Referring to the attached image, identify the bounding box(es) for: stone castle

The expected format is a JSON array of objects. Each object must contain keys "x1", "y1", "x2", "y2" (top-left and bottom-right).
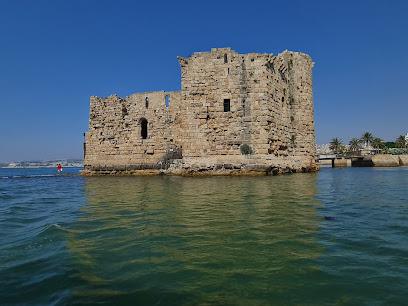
[{"x1": 83, "y1": 48, "x2": 317, "y2": 175}]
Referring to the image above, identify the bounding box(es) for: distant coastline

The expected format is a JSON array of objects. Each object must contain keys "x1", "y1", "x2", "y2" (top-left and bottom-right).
[{"x1": 0, "y1": 159, "x2": 83, "y2": 169}]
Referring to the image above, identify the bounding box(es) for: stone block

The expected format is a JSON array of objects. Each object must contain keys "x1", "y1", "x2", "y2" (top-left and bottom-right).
[
  {"x1": 372, "y1": 154, "x2": 400, "y2": 167},
  {"x1": 398, "y1": 155, "x2": 408, "y2": 166}
]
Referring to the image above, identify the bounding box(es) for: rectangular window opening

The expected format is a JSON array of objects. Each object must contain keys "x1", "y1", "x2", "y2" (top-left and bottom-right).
[
  {"x1": 165, "y1": 95, "x2": 170, "y2": 109},
  {"x1": 223, "y1": 99, "x2": 231, "y2": 112}
]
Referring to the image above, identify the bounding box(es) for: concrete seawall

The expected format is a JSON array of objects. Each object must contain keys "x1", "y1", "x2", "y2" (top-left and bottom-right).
[
  {"x1": 319, "y1": 154, "x2": 408, "y2": 168},
  {"x1": 399, "y1": 155, "x2": 408, "y2": 166},
  {"x1": 371, "y1": 154, "x2": 400, "y2": 167},
  {"x1": 333, "y1": 158, "x2": 351, "y2": 167}
]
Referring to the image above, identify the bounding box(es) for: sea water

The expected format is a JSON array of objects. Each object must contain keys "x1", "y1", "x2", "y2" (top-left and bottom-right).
[{"x1": 0, "y1": 167, "x2": 407, "y2": 305}]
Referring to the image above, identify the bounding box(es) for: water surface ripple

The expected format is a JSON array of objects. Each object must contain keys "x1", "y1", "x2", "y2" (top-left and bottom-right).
[{"x1": 0, "y1": 167, "x2": 407, "y2": 305}]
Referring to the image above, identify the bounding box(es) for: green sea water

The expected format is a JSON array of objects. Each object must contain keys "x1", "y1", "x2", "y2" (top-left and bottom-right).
[{"x1": 0, "y1": 167, "x2": 407, "y2": 305}]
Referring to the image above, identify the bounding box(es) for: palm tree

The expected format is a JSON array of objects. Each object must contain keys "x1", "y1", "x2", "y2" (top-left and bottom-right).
[
  {"x1": 371, "y1": 137, "x2": 385, "y2": 153},
  {"x1": 371, "y1": 137, "x2": 383, "y2": 148},
  {"x1": 395, "y1": 135, "x2": 407, "y2": 148},
  {"x1": 361, "y1": 132, "x2": 374, "y2": 148},
  {"x1": 349, "y1": 138, "x2": 362, "y2": 154},
  {"x1": 330, "y1": 138, "x2": 344, "y2": 155}
]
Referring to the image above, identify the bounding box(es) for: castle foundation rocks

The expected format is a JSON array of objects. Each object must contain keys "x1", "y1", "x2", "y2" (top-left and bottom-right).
[{"x1": 83, "y1": 48, "x2": 318, "y2": 176}]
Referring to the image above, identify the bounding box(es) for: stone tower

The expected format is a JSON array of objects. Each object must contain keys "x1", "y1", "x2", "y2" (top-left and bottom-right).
[{"x1": 83, "y1": 48, "x2": 317, "y2": 175}]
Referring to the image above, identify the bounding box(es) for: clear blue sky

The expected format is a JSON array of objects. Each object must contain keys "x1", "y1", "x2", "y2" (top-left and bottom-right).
[{"x1": 1, "y1": 0, "x2": 407, "y2": 162}]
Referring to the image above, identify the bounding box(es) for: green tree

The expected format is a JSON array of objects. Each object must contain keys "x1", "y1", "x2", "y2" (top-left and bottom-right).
[
  {"x1": 372, "y1": 137, "x2": 385, "y2": 150},
  {"x1": 361, "y1": 132, "x2": 374, "y2": 147},
  {"x1": 330, "y1": 138, "x2": 344, "y2": 155},
  {"x1": 395, "y1": 135, "x2": 407, "y2": 148},
  {"x1": 348, "y1": 138, "x2": 362, "y2": 153},
  {"x1": 385, "y1": 142, "x2": 396, "y2": 149}
]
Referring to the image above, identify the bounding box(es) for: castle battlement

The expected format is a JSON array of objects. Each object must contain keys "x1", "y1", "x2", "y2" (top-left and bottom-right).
[{"x1": 83, "y1": 48, "x2": 317, "y2": 175}]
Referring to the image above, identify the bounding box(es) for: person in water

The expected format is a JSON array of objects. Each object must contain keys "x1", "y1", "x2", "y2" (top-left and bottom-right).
[{"x1": 57, "y1": 163, "x2": 63, "y2": 173}]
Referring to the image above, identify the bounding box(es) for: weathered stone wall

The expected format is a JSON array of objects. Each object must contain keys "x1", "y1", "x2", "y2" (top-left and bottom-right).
[
  {"x1": 83, "y1": 48, "x2": 317, "y2": 175},
  {"x1": 84, "y1": 91, "x2": 182, "y2": 171},
  {"x1": 177, "y1": 48, "x2": 316, "y2": 172}
]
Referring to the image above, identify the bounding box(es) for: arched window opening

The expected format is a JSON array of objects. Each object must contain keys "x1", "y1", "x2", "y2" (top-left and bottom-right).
[
  {"x1": 224, "y1": 54, "x2": 228, "y2": 63},
  {"x1": 140, "y1": 118, "x2": 148, "y2": 139},
  {"x1": 145, "y1": 97, "x2": 149, "y2": 108}
]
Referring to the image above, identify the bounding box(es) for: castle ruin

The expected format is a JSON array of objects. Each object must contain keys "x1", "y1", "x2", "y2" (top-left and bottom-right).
[{"x1": 83, "y1": 48, "x2": 317, "y2": 175}]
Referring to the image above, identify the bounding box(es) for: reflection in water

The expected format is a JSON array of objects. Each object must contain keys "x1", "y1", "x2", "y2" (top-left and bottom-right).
[
  {"x1": 2, "y1": 168, "x2": 407, "y2": 305},
  {"x1": 67, "y1": 174, "x2": 321, "y2": 305}
]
